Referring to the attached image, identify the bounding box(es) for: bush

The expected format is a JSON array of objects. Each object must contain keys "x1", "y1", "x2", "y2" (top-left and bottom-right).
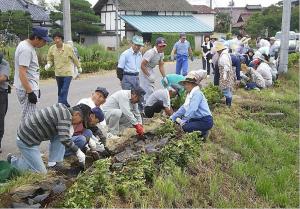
[
  {"x1": 202, "y1": 84, "x2": 223, "y2": 105},
  {"x1": 288, "y1": 53, "x2": 300, "y2": 69}
]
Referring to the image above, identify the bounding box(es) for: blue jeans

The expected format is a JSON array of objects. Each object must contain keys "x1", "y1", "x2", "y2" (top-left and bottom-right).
[
  {"x1": 11, "y1": 136, "x2": 65, "y2": 173},
  {"x1": 176, "y1": 55, "x2": 189, "y2": 76},
  {"x1": 56, "y1": 76, "x2": 72, "y2": 107},
  {"x1": 222, "y1": 88, "x2": 232, "y2": 107},
  {"x1": 182, "y1": 116, "x2": 213, "y2": 135},
  {"x1": 64, "y1": 129, "x2": 93, "y2": 157}
]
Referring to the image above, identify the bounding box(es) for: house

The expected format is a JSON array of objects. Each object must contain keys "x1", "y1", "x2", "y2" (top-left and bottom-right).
[
  {"x1": 0, "y1": 0, "x2": 50, "y2": 26},
  {"x1": 91, "y1": 0, "x2": 213, "y2": 49}
]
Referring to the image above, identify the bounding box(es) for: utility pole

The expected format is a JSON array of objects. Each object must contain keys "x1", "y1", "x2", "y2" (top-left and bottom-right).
[
  {"x1": 114, "y1": 0, "x2": 119, "y2": 50},
  {"x1": 278, "y1": 0, "x2": 291, "y2": 74},
  {"x1": 209, "y1": 0, "x2": 212, "y2": 9},
  {"x1": 229, "y1": 0, "x2": 234, "y2": 34},
  {"x1": 63, "y1": 0, "x2": 72, "y2": 43}
]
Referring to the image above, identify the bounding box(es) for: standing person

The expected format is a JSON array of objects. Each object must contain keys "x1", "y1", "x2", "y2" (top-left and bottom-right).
[
  {"x1": 216, "y1": 42, "x2": 235, "y2": 107},
  {"x1": 117, "y1": 35, "x2": 144, "y2": 90},
  {"x1": 14, "y1": 26, "x2": 51, "y2": 124},
  {"x1": 140, "y1": 37, "x2": 168, "y2": 102},
  {"x1": 0, "y1": 53, "x2": 10, "y2": 153},
  {"x1": 45, "y1": 32, "x2": 82, "y2": 107},
  {"x1": 170, "y1": 33, "x2": 193, "y2": 76},
  {"x1": 201, "y1": 35, "x2": 213, "y2": 77}
]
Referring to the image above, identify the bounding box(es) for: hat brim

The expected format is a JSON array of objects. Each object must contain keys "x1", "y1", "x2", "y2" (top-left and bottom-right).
[
  {"x1": 42, "y1": 36, "x2": 52, "y2": 42},
  {"x1": 179, "y1": 80, "x2": 198, "y2": 85},
  {"x1": 133, "y1": 41, "x2": 144, "y2": 46}
]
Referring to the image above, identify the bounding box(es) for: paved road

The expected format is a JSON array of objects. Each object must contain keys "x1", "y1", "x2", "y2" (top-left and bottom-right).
[{"x1": 0, "y1": 59, "x2": 204, "y2": 159}]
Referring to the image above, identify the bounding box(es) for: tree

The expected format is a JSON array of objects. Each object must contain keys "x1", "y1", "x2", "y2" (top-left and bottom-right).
[
  {"x1": 50, "y1": 0, "x2": 101, "y2": 41},
  {"x1": 0, "y1": 11, "x2": 32, "y2": 39},
  {"x1": 215, "y1": 12, "x2": 231, "y2": 33},
  {"x1": 36, "y1": 0, "x2": 48, "y2": 8}
]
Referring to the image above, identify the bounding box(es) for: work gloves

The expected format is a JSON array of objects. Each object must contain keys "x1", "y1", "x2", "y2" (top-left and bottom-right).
[
  {"x1": 162, "y1": 76, "x2": 168, "y2": 86},
  {"x1": 27, "y1": 92, "x2": 37, "y2": 104},
  {"x1": 88, "y1": 137, "x2": 97, "y2": 150},
  {"x1": 175, "y1": 118, "x2": 187, "y2": 127},
  {"x1": 44, "y1": 64, "x2": 51, "y2": 71},
  {"x1": 78, "y1": 67, "x2": 83, "y2": 73},
  {"x1": 134, "y1": 124, "x2": 144, "y2": 136},
  {"x1": 76, "y1": 149, "x2": 86, "y2": 165}
]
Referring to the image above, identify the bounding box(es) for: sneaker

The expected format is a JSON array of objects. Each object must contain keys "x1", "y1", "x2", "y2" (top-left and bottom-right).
[
  {"x1": 7, "y1": 153, "x2": 16, "y2": 164},
  {"x1": 47, "y1": 162, "x2": 65, "y2": 172},
  {"x1": 106, "y1": 132, "x2": 121, "y2": 140}
]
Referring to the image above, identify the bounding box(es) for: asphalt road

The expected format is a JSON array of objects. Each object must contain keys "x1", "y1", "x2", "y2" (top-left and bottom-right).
[{"x1": 0, "y1": 59, "x2": 204, "y2": 159}]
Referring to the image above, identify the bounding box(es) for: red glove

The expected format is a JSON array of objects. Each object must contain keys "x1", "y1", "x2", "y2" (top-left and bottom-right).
[{"x1": 134, "y1": 124, "x2": 144, "y2": 136}]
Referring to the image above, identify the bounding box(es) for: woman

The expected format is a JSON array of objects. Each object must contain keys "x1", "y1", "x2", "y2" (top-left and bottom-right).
[
  {"x1": 170, "y1": 75, "x2": 213, "y2": 137},
  {"x1": 201, "y1": 35, "x2": 213, "y2": 76},
  {"x1": 243, "y1": 48, "x2": 254, "y2": 66}
]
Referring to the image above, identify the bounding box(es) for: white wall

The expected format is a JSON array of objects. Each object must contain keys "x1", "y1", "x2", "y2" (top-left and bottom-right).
[
  {"x1": 193, "y1": 14, "x2": 215, "y2": 31},
  {"x1": 82, "y1": 35, "x2": 118, "y2": 49},
  {"x1": 194, "y1": 34, "x2": 203, "y2": 51}
]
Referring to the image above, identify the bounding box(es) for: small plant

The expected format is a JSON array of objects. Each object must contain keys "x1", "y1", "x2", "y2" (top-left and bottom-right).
[
  {"x1": 155, "y1": 119, "x2": 177, "y2": 138},
  {"x1": 202, "y1": 84, "x2": 223, "y2": 105}
]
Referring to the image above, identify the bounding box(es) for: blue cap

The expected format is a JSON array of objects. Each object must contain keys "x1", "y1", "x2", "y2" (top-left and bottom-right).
[
  {"x1": 156, "y1": 37, "x2": 167, "y2": 46},
  {"x1": 32, "y1": 26, "x2": 52, "y2": 42},
  {"x1": 132, "y1": 35, "x2": 144, "y2": 46},
  {"x1": 91, "y1": 107, "x2": 104, "y2": 122},
  {"x1": 95, "y1": 87, "x2": 109, "y2": 98}
]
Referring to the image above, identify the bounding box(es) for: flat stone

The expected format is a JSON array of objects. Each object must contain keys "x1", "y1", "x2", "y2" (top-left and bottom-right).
[
  {"x1": 114, "y1": 148, "x2": 140, "y2": 163},
  {"x1": 111, "y1": 163, "x2": 123, "y2": 171},
  {"x1": 12, "y1": 202, "x2": 41, "y2": 208},
  {"x1": 10, "y1": 185, "x2": 40, "y2": 200},
  {"x1": 31, "y1": 192, "x2": 50, "y2": 204},
  {"x1": 156, "y1": 138, "x2": 169, "y2": 148},
  {"x1": 51, "y1": 183, "x2": 66, "y2": 194}
]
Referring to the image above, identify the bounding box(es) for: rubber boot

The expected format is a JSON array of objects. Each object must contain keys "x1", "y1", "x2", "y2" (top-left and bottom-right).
[{"x1": 225, "y1": 97, "x2": 232, "y2": 107}]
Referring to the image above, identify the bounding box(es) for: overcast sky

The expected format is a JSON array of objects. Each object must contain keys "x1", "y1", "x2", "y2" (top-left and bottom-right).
[{"x1": 41, "y1": 0, "x2": 280, "y2": 8}]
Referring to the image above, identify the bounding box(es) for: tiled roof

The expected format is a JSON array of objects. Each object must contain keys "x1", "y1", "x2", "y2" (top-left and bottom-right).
[
  {"x1": 192, "y1": 5, "x2": 216, "y2": 14},
  {"x1": 94, "y1": 0, "x2": 195, "y2": 13},
  {"x1": 0, "y1": 0, "x2": 49, "y2": 22}
]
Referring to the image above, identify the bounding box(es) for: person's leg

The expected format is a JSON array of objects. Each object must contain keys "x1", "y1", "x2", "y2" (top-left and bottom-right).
[
  {"x1": 105, "y1": 109, "x2": 122, "y2": 135},
  {"x1": 48, "y1": 135, "x2": 66, "y2": 163},
  {"x1": 222, "y1": 88, "x2": 232, "y2": 107},
  {"x1": 175, "y1": 56, "x2": 182, "y2": 75},
  {"x1": 182, "y1": 116, "x2": 213, "y2": 134},
  {"x1": 121, "y1": 75, "x2": 131, "y2": 90},
  {"x1": 10, "y1": 137, "x2": 47, "y2": 173},
  {"x1": 16, "y1": 89, "x2": 38, "y2": 123},
  {"x1": 0, "y1": 92, "x2": 8, "y2": 152},
  {"x1": 202, "y1": 57, "x2": 207, "y2": 70},
  {"x1": 59, "y1": 76, "x2": 72, "y2": 107},
  {"x1": 64, "y1": 135, "x2": 87, "y2": 157},
  {"x1": 207, "y1": 59, "x2": 211, "y2": 75},
  {"x1": 213, "y1": 66, "x2": 220, "y2": 86},
  {"x1": 182, "y1": 57, "x2": 189, "y2": 76},
  {"x1": 56, "y1": 76, "x2": 63, "y2": 103},
  {"x1": 144, "y1": 106, "x2": 155, "y2": 118}
]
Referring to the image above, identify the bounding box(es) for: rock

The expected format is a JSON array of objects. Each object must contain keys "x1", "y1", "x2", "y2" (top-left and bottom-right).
[
  {"x1": 133, "y1": 140, "x2": 145, "y2": 150},
  {"x1": 156, "y1": 138, "x2": 169, "y2": 148},
  {"x1": 11, "y1": 202, "x2": 41, "y2": 208},
  {"x1": 51, "y1": 183, "x2": 66, "y2": 194},
  {"x1": 31, "y1": 193, "x2": 50, "y2": 204},
  {"x1": 144, "y1": 144, "x2": 159, "y2": 154},
  {"x1": 111, "y1": 163, "x2": 123, "y2": 171},
  {"x1": 114, "y1": 148, "x2": 140, "y2": 163},
  {"x1": 10, "y1": 185, "x2": 40, "y2": 200}
]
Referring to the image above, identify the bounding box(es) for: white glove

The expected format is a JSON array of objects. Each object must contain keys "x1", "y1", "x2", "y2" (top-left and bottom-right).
[
  {"x1": 209, "y1": 59, "x2": 213, "y2": 64},
  {"x1": 148, "y1": 74, "x2": 156, "y2": 83},
  {"x1": 170, "y1": 55, "x2": 175, "y2": 61},
  {"x1": 162, "y1": 76, "x2": 168, "y2": 86},
  {"x1": 88, "y1": 138, "x2": 97, "y2": 150},
  {"x1": 78, "y1": 67, "x2": 82, "y2": 73},
  {"x1": 175, "y1": 118, "x2": 186, "y2": 126},
  {"x1": 76, "y1": 149, "x2": 85, "y2": 164},
  {"x1": 223, "y1": 72, "x2": 227, "y2": 80},
  {"x1": 44, "y1": 64, "x2": 51, "y2": 71}
]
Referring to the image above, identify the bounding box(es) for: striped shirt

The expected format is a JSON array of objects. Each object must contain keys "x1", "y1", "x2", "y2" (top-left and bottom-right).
[{"x1": 17, "y1": 103, "x2": 78, "y2": 152}]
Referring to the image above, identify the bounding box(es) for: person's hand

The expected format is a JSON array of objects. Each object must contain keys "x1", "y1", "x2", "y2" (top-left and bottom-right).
[
  {"x1": 175, "y1": 118, "x2": 186, "y2": 126},
  {"x1": 209, "y1": 59, "x2": 213, "y2": 64},
  {"x1": 27, "y1": 92, "x2": 37, "y2": 104},
  {"x1": 148, "y1": 74, "x2": 155, "y2": 83},
  {"x1": 44, "y1": 64, "x2": 51, "y2": 71},
  {"x1": 76, "y1": 149, "x2": 86, "y2": 164},
  {"x1": 78, "y1": 67, "x2": 82, "y2": 73},
  {"x1": 162, "y1": 76, "x2": 168, "y2": 86},
  {"x1": 170, "y1": 55, "x2": 175, "y2": 61},
  {"x1": 190, "y1": 56, "x2": 194, "y2": 61},
  {"x1": 88, "y1": 138, "x2": 97, "y2": 150},
  {"x1": 134, "y1": 124, "x2": 144, "y2": 136}
]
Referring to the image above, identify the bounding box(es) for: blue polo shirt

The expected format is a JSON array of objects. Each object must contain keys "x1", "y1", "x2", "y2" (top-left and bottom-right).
[
  {"x1": 230, "y1": 54, "x2": 241, "y2": 80},
  {"x1": 118, "y1": 47, "x2": 142, "y2": 74},
  {"x1": 173, "y1": 40, "x2": 190, "y2": 56}
]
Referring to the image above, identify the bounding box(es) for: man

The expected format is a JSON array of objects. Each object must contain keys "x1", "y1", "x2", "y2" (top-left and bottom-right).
[
  {"x1": 14, "y1": 27, "x2": 51, "y2": 123},
  {"x1": 7, "y1": 103, "x2": 88, "y2": 173},
  {"x1": 117, "y1": 35, "x2": 144, "y2": 90},
  {"x1": 102, "y1": 87, "x2": 145, "y2": 137},
  {"x1": 171, "y1": 33, "x2": 193, "y2": 76},
  {"x1": 144, "y1": 85, "x2": 179, "y2": 118},
  {"x1": 0, "y1": 53, "x2": 10, "y2": 153},
  {"x1": 269, "y1": 37, "x2": 279, "y2": 59},
  {"x1": 140, "y1": 37, "x2": 168, "y2": 101},
  {"x1": 45, "y1": 32, "x2": 82, "y2": 107}
]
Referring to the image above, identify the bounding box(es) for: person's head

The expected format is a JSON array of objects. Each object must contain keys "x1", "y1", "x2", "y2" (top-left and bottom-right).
[
  {"x1": 71, "y1": 104, "x2": 91, "y2": 125},
  {"x1": 52, "y1": 32, "x2": 64, "y2": 46},
  {"x1": 130, "y1": 86, "x2": 146, "y2": 104},
  {"x1": 131, "y1": 35, "x2": 144, "y2": 52},
  {"x1": 247, "y1": 48, "x2": 254, "y2": 57},
  {"x1": 89, "y1": 107, "x2": 104, "y2": 126},
  {"x1": 270, "y1": 37, "x2": 276, "y2": 45},
  {"x1": 214, "y1": 42, "x2": 226, "y2": 54},
  {"x1": 179, "y1": 32, "x2": 187, "y2": 43},
  {"x1": 29, "y1": 27, "x2": 51, "y2": 48},
  {"x1": 92, "y1": 87, "x2": 109, "y2": 106},
  {"x1": 237, "y1": 34, "x2": 243, "y2": 40},
  {"x1": 249, "y1": 58, "x2": 261, "y2": 69},
  {"x1": 204, "y1": 35, "x2": 210, "y2": 42},
  {"x1": 179, "y1": 75, "x2": 198, "y2": 93},
  {"x1": 155, "y1": 37, "x2": 167, "y2": 53},
  {"x1": 168, "y1": 84, "x2": 181, "y2": 98}
]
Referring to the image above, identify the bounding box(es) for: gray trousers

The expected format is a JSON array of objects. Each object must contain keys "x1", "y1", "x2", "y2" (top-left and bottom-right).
[
  {"x1": 104, "y1": 109, "x2": 132, "y2": 135},
  {"x1": 0, "y1": 91, "x2": 8, "y2": 147},
  {"x1": 121, "y1": 75, "x2": 140, "y2": 90},
  {"x1": 16, "y1": 89, "x2": 39, "y2": 124}
]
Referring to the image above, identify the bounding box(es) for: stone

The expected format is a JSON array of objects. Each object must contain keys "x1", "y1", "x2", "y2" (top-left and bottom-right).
[
  {"x1": 156, "y1": 138, "x2": 169, "y2": 148},
  {"x1": 114, "y1": 148, "x2": 140, "y2": 163},
  {"x1": 10, "y1": 185, "x2": 40, "y2": 200},
  {"x1": 11, "y1": 202, "x2": 41, "y2": 208},
  {"x1": 51, "y1": 183, "x2": 66, "y2": 194},
  {"x1": 111, "y1": 163, "x2": 123, "y2": 171},
  {"x1": 31, "y1": 193, "x2": 50, "y2": 204}
]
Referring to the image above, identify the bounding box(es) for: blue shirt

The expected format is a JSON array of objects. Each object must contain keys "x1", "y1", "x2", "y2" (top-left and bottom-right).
[
  {"x1": 170, "y1": 89, "x2": 211, "y2": 121},
  {"x1": 173, "y1": 40, "x2": 190, "y2": 56},
  {"x1": 118, "y1": 47, "x2": 142, "y2": 74},
  {"x1": 230, "y1": 54, "x2": 241, "y2": 80}
]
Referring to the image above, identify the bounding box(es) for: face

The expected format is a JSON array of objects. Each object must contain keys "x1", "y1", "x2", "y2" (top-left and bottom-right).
[
  {"x1": 72, "y1": 111, "x2": 82, "y2": 125},
  {"x1": 54, "y1": 36, "x2": 63, "y2": 46},
  {"x1": 180, "y1": 36, "x2": 186, "y2": 43},
  {"x1": 205, "y1": 37, "x2": 210, "y2": 42},
  {"x1": 183, "y1": 82, "x2": 195, "y2": 93},
  {"x1": 33, "y1": 38, "x2": 46, "y2": 48},
  {"x1": 132, "y1": 44, "x2": 142, "y2": 53},
  {"x1": 130, "y1": 94, "x2": 140, "y2": 104},
  {"x1": 89, "y1": 114, "x2": 99, "y2": 126},
  {"x1": 248, "y1": 51, "x2": 254, "y2": 57},
  {"x1": 92, "y1": 92, "x2": 106, "y2": 106},
  {"x1": 156, "y1": 44, "x2": 166, "y2": 53}
]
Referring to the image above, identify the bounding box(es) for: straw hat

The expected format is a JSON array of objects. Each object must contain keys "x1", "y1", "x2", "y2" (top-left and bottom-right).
[
  {"x1": 179, "y1": 74, "x2": 198, "y2": 85},
  {"x1": 214, "y1": 42, "x2": 226, "y2": 52}
]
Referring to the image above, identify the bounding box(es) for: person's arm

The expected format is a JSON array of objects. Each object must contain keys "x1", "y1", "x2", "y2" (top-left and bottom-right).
[
  {"x1": 164, "y1": 107, "x2": 173, "y2": 116},
  {"x1": 132, "y1": 103, "x2": 142, "y2": 124},
  {"x1": 170, "y1": 105, "x2": 186, "y2": 121},
  {"x1": 183, "y1": 93, "x2": 202, "y2": 121},
  {"x1": 159, "y1": 60, "x2": 166, "y2": 77},
  {"x1": 141, "y1": 50, "x2": 153, "y2": 77},
  {"x1": 57, "y1": 118, "x2": 79, "y2": 152},
  {"x1": 19, "y1": 66, "x2": 33, "y2": 93},
  {"x1": 70, "y1": 47, "x2": 81, "y2": 68},
  {"x1": 46, "y1": 46, "x2": 54, "y2": 66},
  {"x1": 119, "y1": 94, "x2": 138, "y2": 125},
  {"x1": 117, "y1": 52, "x2": 126, "y2": 80}
]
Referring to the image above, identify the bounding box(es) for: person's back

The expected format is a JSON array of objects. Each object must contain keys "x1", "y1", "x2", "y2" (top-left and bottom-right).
[
  {"x1": 102, "y1": 90, "x2": 131, "y2": 111},
  {"x1": 145, "y1": 89, "x2": 169, "y2": 107},
  {"x1": 256, "y1": 62, "x2": 272, "y2": 87}
]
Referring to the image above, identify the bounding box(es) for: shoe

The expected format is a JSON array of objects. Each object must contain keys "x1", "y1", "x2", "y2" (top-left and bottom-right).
[
  {"x1": 7, "y1": 153, "x2": 15, "y2": 164},
  {"x1": 106, "y1": 132, "x2": 120, "y2": 140},
  {"x1": 47, "y1": 162, "x2": 65, "y2": 172}
]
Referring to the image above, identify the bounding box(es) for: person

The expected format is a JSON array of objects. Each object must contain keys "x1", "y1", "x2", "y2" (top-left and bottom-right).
[
  {"x1": 170, "y1": 74, "x2": 213, "y2": 137},
  {"x1": 140, "y1": 37, "x2": 168, "y2": 101},
  {"x1": 117, "y1": 35, "x2": 144, "y2": 90},
  {"x1": 201, "y1": 35, "x2": 213, "y2": 76},
  {"x1": 161, "y1": 73, "x2": 185, "y2": 88},
  {"x1": 7, "y1": 103, "x2": 88, "y2": 173},
  {"x1": 215, "y1": 42, "x2": 235, "y2": 107},
  {"x1": 14, "y1": 27, "x2": 51, "y2": 124},
  {"x1": 144, "y1": 85, "x2": 180, "y2": 118},
  {"x1": 45, "y1": 32, "x2": 82, "y2": 107},
  {"x1": 243, "y1": 48, "x2": 254, "y2": 66},
  {"x1": 67, "y1": 40, "x2": 81, "y2": 79},
  {"x1": 256, "y1": 57, "x2": 273, "y2": 87},
  {"x1": 171, "y1": 33, "x2": 193, "y2": 76},
  {"x1": 269, "y1": 37, "x2": 279, "y2": 59},
  {"x1": 0, "y1": 53, "x2": 10, "y2": 153},
  {"x1": 257, "y1": 37, "x2": 270, "y2": 48},
  {"x1": 102, "y1": 87, "x2": 145, "y2": 137}
]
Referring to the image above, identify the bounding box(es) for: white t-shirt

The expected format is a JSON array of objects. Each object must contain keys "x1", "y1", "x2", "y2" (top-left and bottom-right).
[
  {"x1": 14, "y1": 40, "x2": 40, "y2": 91},
  {"x1": 145, "y1": 89, "x2": 170, "y2": 108}
]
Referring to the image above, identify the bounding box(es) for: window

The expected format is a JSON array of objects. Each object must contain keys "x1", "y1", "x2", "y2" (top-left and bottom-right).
[{"x1": 142, "y1": 11, "x2": 158, "y2": 16}]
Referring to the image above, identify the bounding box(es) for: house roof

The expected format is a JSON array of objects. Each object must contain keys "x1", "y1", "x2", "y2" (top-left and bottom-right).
[
  {"x1": 192, "y1": 5, "x2": 216, "y2": 14},
  {"x1": 0, "y1": 0, "x2": 49, "y2": 22},
  {"x1": 94, "y1": 0, "x2": 195, "y2": 13},
  {"x1": 120, "y1": 15, "x2": 213, "y2": 33}
]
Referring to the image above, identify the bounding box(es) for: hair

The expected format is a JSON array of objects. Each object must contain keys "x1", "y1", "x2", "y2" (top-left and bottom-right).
[
  {"x1": 52, "y1": 31, "x2": 64, "y2": 40},
  {"x1": 29, "y1": 34, "x2": 43, "y2": 41},
  {"x1": 262, "y1": 54, "x2": 270, "y2": 62},
  {"x1": 204, "y1": 35, "x2": 210, "y2": 41},
  {"x1": 237, "y1": 33, "x2": 243, "y2": 39}
]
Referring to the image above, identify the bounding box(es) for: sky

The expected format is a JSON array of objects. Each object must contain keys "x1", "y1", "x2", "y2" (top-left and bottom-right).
[{"x1": 41, "y1": 0, "x2": 280, "y2": 8}]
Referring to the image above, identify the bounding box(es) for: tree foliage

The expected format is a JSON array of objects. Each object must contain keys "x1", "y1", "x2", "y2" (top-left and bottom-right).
[
  {"x1": 50, "y1": 0, "x2": 101, "y2": 40},
  {"x1": 215, "y1": 12, "x2": 231, "y2": 33},
  {"x1": 245, "y1": 4, "x2": 299, "y2": 38}
]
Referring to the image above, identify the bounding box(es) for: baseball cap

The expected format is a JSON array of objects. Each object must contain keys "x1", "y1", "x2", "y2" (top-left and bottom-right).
[
  {"x1": 91, "y1": 107, "x2": 105, "y2": 122},
  {"x1": 95, "y1": 87, "x2": 109, "y2": 98},
  {"x1": 179, "y1": 32, "x2": 186, "y2": 38},
  {"x1": 132, "y1": 35, "x2": 144, "y2": 46},
  {"x1": 132, "y1": 86, "x2": 146, "y2": 97},
  {"x1": 156, "y1": 37, "x2": 167, "y2": 46},
  {"x1": 32, "y1": 26, "x2": 52, "y2": 42}
]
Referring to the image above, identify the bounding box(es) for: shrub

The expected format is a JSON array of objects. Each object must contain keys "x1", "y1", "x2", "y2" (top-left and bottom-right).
[{"x1": 202, "y1": 84, "x2": 223, "y2": 105}]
